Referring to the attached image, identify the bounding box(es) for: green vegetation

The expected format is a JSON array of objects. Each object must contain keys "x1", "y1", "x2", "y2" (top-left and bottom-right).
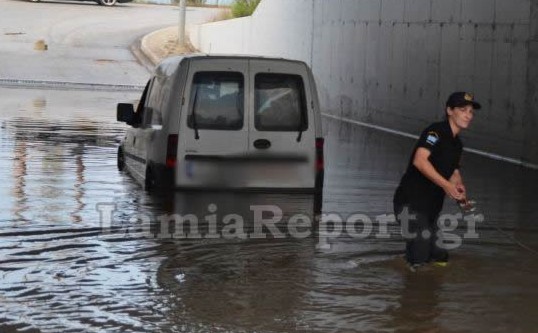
[{"x1": 231, "y1": 0, "x2": 261, "y2": 17}]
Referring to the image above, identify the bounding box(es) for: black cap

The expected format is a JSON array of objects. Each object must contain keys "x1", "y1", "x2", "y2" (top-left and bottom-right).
[{"x1": 446, "y1": 92, "x2": 481, "y2": 110}]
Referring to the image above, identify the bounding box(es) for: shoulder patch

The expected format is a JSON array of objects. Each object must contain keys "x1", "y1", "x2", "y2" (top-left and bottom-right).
[{"x1": 426, "y1": 131, "x2": 439, "y2": 146}]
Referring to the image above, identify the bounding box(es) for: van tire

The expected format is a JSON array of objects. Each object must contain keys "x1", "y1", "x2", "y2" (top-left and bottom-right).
[
  {"x1": 145, "y1": 167, "x2": 155, "y2": 192},
  {"x1": 117, "y1": 147, "x2": 125, "y2": 171}
]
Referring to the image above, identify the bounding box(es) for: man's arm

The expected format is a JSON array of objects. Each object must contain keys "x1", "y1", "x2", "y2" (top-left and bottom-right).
[
  {"x1": 449, "y1": 169, "x2": 466, "y2": 198},
  {"x1": 413, "y1": 148, "x2": 464, "y2": 200}
]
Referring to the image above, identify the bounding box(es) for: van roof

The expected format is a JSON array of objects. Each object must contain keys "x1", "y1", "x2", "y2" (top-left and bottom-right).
[{"x1": 156, "y1": 54, "x2": 309, "y2": 73}]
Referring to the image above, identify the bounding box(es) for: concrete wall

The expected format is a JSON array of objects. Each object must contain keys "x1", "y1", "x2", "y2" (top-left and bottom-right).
[
  {"x1": 190, "y1": 0, "x2": 538, "y2": 166},
  {"x1": 527, "y1": 0, "x2": 538, "y2": 164}
]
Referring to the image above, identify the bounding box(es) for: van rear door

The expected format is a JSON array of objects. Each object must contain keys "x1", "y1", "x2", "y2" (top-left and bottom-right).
[
  {"x1": 247, "y1": 59, "x2": 316, "y2": 189},
  {"x1": 177, "y1": 58, "x2": 249, "y2": 187}
]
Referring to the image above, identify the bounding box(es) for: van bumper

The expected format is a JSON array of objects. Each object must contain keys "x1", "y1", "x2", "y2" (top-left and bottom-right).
[
  {"x1": 152, "y1": 164, "x2": 322, "y2": 193},
  {"x1": 173, "y1": 186, "x2": 319, "y2": 194}
]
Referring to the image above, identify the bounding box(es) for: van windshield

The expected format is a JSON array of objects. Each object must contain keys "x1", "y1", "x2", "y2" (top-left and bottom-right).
[
  {"x1": 254, "y1": 73, "x2": 308, "y2": 131},
  {"x1": 188, "y1": 71, "x2": 244, "y2": 131}
]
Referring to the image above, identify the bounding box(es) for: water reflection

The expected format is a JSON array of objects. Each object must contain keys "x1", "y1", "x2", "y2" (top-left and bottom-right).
[
  {"x1": 3, "y1": 117, "x2": 124, "y2": 225},
  {"x1": 389, "y1": 269, "x2": 444, "y2": 333},
  {"x1": 12, "y1": 140, "x2": 28, "y2": 222},
  {"x1": 112, "y1": 191, "x2": 320, "y2": 332},
  {"x1": 32, "y1": 96, "x2": 47, "y2": 112},
  {"x1": 73, "y1": 147, "x2": 86, "y2": 223}
]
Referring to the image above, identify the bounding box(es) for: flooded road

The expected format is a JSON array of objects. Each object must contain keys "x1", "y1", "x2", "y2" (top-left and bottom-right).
[{"x1": 1, "y1": 87, "x2": 538, "y2": 332}]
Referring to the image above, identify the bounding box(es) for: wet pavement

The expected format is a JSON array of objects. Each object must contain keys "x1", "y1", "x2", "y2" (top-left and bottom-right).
[
  {"x1": 0, "y1": 0, "x2": 218, "y2": 85},
  {"x1": 1, "y1": 87, "x2": 537, "y2": 333}
]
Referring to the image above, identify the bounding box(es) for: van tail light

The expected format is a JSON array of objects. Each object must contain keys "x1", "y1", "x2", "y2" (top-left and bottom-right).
[
  {"x1": 315, "y1": 138, "x2": 324, "y2": 172},
  {"x1": 166, "y1": 134, "x2": 178, "y2": 168}
]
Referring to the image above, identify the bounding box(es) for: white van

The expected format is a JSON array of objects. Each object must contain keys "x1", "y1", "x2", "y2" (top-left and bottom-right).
[{"x1": 117, "y1": 55, "x2": 324, "y2": 193}]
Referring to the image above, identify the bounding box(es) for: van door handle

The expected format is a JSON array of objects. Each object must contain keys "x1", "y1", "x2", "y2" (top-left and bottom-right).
[{"x1": 253, "y1": 139, "x2": 271, "y2": 150}]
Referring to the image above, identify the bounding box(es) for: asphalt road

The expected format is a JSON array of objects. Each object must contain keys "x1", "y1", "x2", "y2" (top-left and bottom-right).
[{"x1": 0, "y1": 0, "x2": 217, "y2": 85}]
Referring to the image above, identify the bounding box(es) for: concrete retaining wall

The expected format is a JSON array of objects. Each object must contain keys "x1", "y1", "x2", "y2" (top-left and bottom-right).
[{"x1": 190, "y1": 0, "x2": 538, "y2": 165}]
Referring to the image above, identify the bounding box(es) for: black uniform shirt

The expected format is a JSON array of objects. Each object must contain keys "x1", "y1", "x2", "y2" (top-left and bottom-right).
[{"x1": 394, "y1": 120, "x2": 463, "y2": 216}]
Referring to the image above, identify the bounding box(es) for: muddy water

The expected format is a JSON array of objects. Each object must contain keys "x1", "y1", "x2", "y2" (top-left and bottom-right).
[{"x1": 1, "y1": 87, "x2": 537, "y2": 332}]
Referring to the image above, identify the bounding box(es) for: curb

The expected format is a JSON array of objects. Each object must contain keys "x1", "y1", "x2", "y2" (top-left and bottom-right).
[
  {"x1": 131, "y1": 26, "x2": 197, "y2": 73},
  {"x1": 131, "y1": 27, "x2": 174, "y2": 73},
  {"x1": 140, "y1": 29, "x2": 164, "y2": 66},
  {"x1": 130, "y1": 36, "x2": 156, "y2": 73}
]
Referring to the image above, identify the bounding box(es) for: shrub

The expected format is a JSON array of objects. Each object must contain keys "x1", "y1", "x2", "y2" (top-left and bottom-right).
[{"x1": 231, "y1": 0, "x2": 261, "y2": 18}]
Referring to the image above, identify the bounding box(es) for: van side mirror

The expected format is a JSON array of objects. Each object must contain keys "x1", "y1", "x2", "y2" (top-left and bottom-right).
[{"x1": 117, "y1": 103, "x2": 135, "y2": 125}]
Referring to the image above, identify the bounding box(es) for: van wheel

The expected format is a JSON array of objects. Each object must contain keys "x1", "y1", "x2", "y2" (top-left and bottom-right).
[
  {"x1": 117, "y1": 147, "x2": 125, "y2": 171},
  {"x1": 145, "y1": 167, "x2": 155, "y2": 191}
]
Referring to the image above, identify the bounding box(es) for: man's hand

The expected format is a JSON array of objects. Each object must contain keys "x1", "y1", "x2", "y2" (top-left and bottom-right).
[
  {"x1": 443, "y1": 182, "x2": 465, "y2": 201},
  {"x1": 455, "y1": 184, "x2": 466, "y2": 198},
  {"x1": 449, "y1": 169, "x2": 466, "y2": 201}
]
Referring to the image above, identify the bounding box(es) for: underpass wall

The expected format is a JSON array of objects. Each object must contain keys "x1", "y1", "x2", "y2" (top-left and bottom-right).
[
  {"x1": 526, "y1": 0, "x2": 538, "y2": 164},
  {"x1": 190, "y1": 0, "x2": 538, "y2": 166}
]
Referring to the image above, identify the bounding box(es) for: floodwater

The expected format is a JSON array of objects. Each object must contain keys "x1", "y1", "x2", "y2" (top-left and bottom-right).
[{"x1": 1, "y1": 87, "x2": 537, "y2": 333}]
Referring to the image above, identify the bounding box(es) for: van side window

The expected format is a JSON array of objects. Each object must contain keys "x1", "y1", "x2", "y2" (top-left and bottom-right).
[
  {"x1": 254, "y1": 73, "x2": 308, "y2": 131},
  {"x1": 132, "y1": 79, "x2": 151, "y2": 128},
  {"x1": 147, "y1": 76, "x2": 165, "y2": 126},
  {"x1": 140, "y1": 78, "x2": 156, "y2": 128},
  {"x1": 145, "y1": 77, "x2": 166, "y2": 128},
  {"x1": 187, "y1": 72, "x2": 244, "y2": 131}
]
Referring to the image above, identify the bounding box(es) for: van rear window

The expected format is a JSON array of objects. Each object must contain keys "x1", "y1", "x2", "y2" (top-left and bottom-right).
[
  {"x1": 188, "y1": 72, "x2": 244, "y2": 131},
  {"x1": 254, "y1": 73, "x2": 308, "y2": 131}
]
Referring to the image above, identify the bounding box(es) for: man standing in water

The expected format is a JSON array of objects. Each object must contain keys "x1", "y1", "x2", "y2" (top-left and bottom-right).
[{"x1": 393, "y1": 92, "x2": 481, "y2": 270}]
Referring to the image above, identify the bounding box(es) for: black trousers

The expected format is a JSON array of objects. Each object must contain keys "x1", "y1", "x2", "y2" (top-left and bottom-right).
[{"x1": 394, "y1": 203, "x2": 448, "y2": 265}]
